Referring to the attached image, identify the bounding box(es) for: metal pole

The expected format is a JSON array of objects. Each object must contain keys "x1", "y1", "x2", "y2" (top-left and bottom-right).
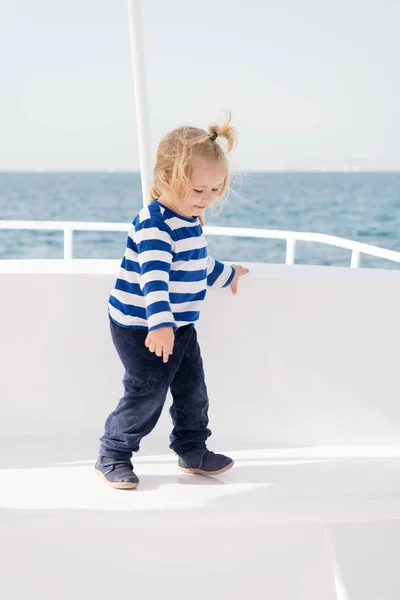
[
  {"x1": 127, "y1": 0, "x2": 152, "y2": 207},
  {"x1": 285, "y1": 237, "x2": 296, "y2": 265},
  {"x1": 64, "y1": 227, "x2": 73, "y2": 260},
  {"x1": 350, "y1": 249, "x2": 361, "y2": 268}
]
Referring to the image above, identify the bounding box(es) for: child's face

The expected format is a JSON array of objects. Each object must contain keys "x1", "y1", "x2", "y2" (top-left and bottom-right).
[{"x1": 181, "y1": 157, "x2": 227, "y2": 218}]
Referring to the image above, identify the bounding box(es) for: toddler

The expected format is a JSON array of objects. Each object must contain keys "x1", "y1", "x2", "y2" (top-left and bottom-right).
[{"x1": 95, "y1": 112, "x2": 248, "y2": 489}]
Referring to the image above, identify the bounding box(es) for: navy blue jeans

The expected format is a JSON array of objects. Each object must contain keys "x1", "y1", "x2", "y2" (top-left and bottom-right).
[{"x1": 99, "y1": 316, "x2": 211, "y2": 459}]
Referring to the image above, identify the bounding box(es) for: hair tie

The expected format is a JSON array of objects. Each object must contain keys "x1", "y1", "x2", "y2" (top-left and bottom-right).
[{"x1": 209, "y1": 131, "x2": 218, "y2": 141}]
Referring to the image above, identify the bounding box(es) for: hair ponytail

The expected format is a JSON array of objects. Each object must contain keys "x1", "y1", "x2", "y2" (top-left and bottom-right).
[{"x1": 208, "y1": 111, "x2": 237, "y2": 154}]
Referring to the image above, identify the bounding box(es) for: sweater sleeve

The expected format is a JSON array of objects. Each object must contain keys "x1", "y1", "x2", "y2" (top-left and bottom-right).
[
  {"x1": 135, "y1": 219, "x2": 176, "y2": 331},
  {"x1": 207, "y1": 256, "x2": 235, "y2": 289}
]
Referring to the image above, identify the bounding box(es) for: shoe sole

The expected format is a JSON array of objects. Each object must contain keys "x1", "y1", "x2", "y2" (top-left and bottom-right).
[
  {"x1": 94, "y1": 467, "x2": 139, "y2": 490},
  {"x1": 178, "y1": 460, "x2": 234, "y2": 476}
]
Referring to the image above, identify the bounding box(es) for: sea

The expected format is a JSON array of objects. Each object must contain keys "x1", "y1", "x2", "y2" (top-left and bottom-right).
[{"x1": 0, "y1": 171, "x2": 399, "y2": 269}]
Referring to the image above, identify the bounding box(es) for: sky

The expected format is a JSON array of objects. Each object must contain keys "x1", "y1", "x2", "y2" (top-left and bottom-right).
[{"x1": 0, "y1": 0, "x2": 399, "y2": 171}]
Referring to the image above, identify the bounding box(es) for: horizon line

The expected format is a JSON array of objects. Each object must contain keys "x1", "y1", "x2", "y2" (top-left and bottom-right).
[{"x1": 1, "y1": 168, "x2": 400, "y2": 174}]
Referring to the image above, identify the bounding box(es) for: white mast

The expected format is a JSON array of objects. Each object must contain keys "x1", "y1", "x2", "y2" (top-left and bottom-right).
[{"x1": 127, "y1": 0, "x2": 152, "y2": 207}]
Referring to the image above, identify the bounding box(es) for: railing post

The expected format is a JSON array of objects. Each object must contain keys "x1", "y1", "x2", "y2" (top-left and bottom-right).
[
  {"x1": 64, "y1": 228, "x2": 73, "y2": 260},
  {"x1": 350, "y1": 249, "x2": 361, "y2": 268},
  {"x1": 286, "y1": 237, "x2": 296, "y2": 265}
]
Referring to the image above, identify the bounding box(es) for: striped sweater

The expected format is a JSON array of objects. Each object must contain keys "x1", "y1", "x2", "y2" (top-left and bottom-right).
[{"x1": 108, "y1": 200, "x2": 235, "y2": 331}]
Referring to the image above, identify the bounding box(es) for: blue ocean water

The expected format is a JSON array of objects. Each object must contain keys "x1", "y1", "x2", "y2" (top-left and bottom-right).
[{"x1": 0, "y1": 172, "x2": 399, "y2": 269}]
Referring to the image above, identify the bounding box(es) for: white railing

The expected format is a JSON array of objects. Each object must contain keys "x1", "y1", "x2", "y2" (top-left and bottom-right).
[{"x1": 1, "y1": 220, "x2": 400, "y2": 268}]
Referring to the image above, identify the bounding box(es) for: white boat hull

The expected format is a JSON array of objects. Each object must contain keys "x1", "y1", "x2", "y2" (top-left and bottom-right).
[{"x1": 1, "y1": 260, "x2": 400, "y2": 599}]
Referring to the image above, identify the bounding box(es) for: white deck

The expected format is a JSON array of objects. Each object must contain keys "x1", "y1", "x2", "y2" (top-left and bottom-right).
[{"x1": 1, "y1": 260, "x2": 400, "y2": 599}]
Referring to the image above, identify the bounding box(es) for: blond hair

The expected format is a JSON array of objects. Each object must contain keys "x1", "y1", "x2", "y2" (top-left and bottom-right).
[{"x1": 149, "y1": 111, "x2": 237, "y2": 223}]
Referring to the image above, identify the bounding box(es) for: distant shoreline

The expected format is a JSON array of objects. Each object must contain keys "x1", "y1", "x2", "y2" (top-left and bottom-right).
[{"x1": 1, "y1": 169, "x2": 400, "y2": 174}]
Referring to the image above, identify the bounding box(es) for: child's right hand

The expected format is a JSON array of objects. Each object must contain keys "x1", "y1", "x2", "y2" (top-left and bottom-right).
[{"x1": 145, "y1": 327, "x2": 175, "y2": 363}]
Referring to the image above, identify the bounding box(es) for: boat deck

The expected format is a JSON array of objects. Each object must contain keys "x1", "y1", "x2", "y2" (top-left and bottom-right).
[
  {"x1": 1, "y1": 438, "x2": 400, "y2": 600},
  {"x1": 1, "y1": 261, "x2": 400, "y2": 599}
]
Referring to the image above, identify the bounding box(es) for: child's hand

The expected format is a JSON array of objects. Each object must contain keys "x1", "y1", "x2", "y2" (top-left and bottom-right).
[
  {"x1": 230, "y1": 265, "x2": 249, "y2": 295},
  {"x1": 145, "y1": 327, "x2": 175, "y2": 363}
]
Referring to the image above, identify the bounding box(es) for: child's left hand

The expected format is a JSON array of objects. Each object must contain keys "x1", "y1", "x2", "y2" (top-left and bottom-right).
[{"x1": 230, "y1": 265, "x2": 249, "y2": 295}]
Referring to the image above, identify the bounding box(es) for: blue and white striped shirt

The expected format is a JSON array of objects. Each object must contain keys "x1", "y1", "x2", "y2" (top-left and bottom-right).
[{"x1": 108, "y1": 200, "x2": 235, "y2": 331}]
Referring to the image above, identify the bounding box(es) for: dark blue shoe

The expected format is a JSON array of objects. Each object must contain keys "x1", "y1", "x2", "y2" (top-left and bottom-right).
[
  {"x1": 178, "y1": 448, "x2": 234, "y2": 476},
  {"x1": 95, "y1": 456, "x2": 139, "y2": 489}
]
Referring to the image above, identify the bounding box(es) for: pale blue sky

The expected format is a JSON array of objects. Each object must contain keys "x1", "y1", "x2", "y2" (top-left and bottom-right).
[{"x1": 1, "y1": 0, "x2": 399, "y2": 170}]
